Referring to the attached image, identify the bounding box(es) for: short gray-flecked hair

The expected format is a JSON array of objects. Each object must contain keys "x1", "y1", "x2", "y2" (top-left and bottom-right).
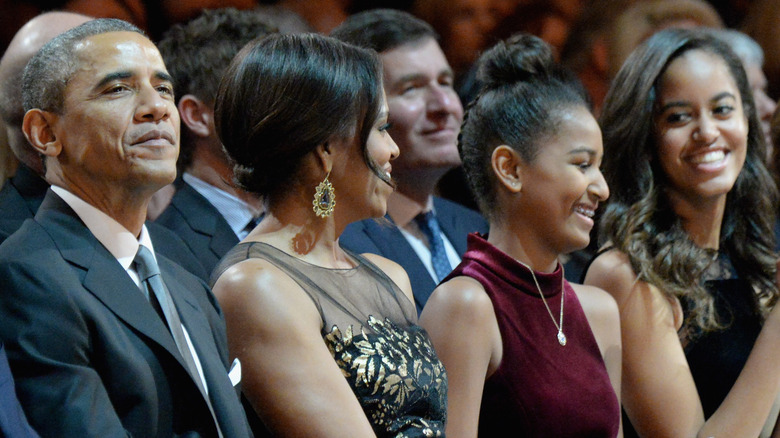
[{"x1": 22, "y1": 18, "x2": 144, "y2": 114}]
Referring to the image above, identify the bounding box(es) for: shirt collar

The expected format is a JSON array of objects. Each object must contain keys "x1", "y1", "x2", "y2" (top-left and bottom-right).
[
  {"x1": 50, "y1": 185, "x2": 154, "y2": 270},
  {"x1": 183, "y1": 172, "x2": 261, "y2": 236}
]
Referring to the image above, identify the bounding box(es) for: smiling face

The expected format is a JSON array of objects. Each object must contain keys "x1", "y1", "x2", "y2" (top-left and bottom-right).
[
  {"x1": 518, "y1": 105, "x2": 609, "y2": 256},
  {"x1": 380, "y1": 38, "x2": 463, "y2": 182},
  {"x1": 47, "y1": 31, "x2": 179, "y2": 201},
  {"x1": 332, "y1": 93, "x2": 399, "y2": 222},
  {"x1": 653, "y1": 49, "x2": 747, "y2": 207}
]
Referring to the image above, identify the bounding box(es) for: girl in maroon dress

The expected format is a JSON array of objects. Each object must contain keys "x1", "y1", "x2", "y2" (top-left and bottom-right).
[{"x1": 419, "y1": 33, "x2": 622, "y2": 437}]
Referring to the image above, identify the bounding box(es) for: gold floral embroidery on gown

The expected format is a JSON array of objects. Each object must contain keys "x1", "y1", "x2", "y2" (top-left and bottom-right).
[
  {"x1": 211, "y1": 242, "x2": 447, "y2": 438},
  {"x1": 325, "y1": 316, "x2": 446, "y2": 437}
]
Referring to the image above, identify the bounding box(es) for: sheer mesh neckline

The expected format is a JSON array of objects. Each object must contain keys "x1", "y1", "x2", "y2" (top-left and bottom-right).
[
  {"x1": 245, "y1": 241, "x2": 362, "y2": 273},
  {"x1": 211, "y1": 240, "x2": 419, "y2": 334}
]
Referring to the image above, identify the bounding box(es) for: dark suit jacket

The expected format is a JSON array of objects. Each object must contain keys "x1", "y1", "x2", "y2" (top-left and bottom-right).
[
  {"x1": 340, "y1": 196, "x2": 488, "y2": 313},
  {"x1": 155, "y1": 179, "x2": 240, "y2": 277},
  {"x1": 0, "y1": 169, "x2": 208, "y2": 281},
  {"x1": 0, "y1": 191, "x2": 250, "y2": 437},
  {"x1": 0, "y1": 164, "x2": 48, "y2": 243},
  {"x1": 0, "y1": 343, "x2": 38, "y2": 438}
]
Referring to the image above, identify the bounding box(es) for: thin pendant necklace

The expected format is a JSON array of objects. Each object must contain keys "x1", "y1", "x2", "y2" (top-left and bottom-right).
[{"x1": 517, "y1": 260, "x2": 566, "y2": 346}]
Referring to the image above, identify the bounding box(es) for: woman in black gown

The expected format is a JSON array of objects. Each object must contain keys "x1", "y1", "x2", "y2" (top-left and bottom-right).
[{"x1": 210, "y1": 33, "x2": 447, "y2": 437}]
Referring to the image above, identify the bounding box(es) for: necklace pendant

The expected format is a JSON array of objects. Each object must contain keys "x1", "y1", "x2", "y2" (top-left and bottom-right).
[{"x1": 557, "y1": 330, "x2": 567, "y2": 346}]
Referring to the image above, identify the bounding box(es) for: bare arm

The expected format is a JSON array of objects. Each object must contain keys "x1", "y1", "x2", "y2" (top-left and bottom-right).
[
  {"x1": 585, "y1": 250, "x2": 780, "y2": 438},
  {"x1": 213, "y1": 260, "x2": 377, "y2": 437},
  {"x1": 762, "y1": 396, "x2": 780, "y2": 437},
  {"x1": 573, "y1": 282, "x2": 623, "y2": 438},
  {"x1": 419, "y1": 277, "x2": 502, "y2": 438}
]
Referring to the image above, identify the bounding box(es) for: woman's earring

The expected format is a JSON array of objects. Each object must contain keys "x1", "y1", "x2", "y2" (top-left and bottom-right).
[{"x1": 313, "y1": 172, "x2": 336, "y2": 218}]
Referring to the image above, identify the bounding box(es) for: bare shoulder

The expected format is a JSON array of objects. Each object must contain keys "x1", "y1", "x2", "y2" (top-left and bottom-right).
[
  {"x1": 421, "y1": 276, "x2": 495, "y2": 329},
  {"x1": 420, "y1": 275, "x2": 503, "y2": 378},
  {"x1": 212, "y1": 258, "x2": 290, "y2": 301},
  {"x1": 359, "y1": 252, "x2": 414, "y2": 302},
  {"x1": 212, "y1": 258, "x2": 321, "y2": 329},
  {"x1": 583, "y1": 248, "x2": 640, "y2": 308},
  {"x1": 571, "y1": 282, "x2": 620, "y2": 320},
  {"x1": 571, "y1": 282, "x2": 621, "y2": 348}
]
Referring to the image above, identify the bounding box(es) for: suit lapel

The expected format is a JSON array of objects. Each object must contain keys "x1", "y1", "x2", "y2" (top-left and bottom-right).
[
  {"x1": 81, "y1": 252, "x2": 183, "y2": 359},
  {"x1": 174, "y1": 182, "x2": 239, "y2": 259},
  {"x1": 433, "y1": 197, "x2": 470, "y2": 254},
  {"x1": 33, "y1": 191, "x2": 238, "y2": 435},
  {"x1": 159, "y1": 257, "x2": 245, "y2": 436},
  {"x1": 36, "y1": 192, "x2": 196, "y2": 373},
  {"x1": 360, "y1": 218, "x2": 436, "y2": 310}
]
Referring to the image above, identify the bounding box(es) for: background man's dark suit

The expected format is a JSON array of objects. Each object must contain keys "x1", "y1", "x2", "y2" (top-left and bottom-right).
[
  {"x1": 0, "y1": 343, "x2": 38, "y2": 438},
  {"x1": 0, "y1": 192, "x2": 249, "y2": 437},
  {"x1": 156, "y1": 179, "x2": 239, "y2": 277},
  {"x1": 0, "y1": 164, "x2": 48, "y2": 243},
  {"x1": 340, "y1": 197, "x2": 488, "y2": 313},
  {"x1": 0, "y1": 167, "x2": 208, "y2": 281}
]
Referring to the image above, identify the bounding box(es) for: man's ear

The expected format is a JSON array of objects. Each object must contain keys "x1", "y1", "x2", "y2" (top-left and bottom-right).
[
  {"x1": 178, "y1": 94, "x2": 212, "y2": 138},
  {"x1": 22, "y1": 109, "x2": 61, "y2": 157},
  {"x1": 491, "y1": 145, "x2": 524, "y2": 193}
]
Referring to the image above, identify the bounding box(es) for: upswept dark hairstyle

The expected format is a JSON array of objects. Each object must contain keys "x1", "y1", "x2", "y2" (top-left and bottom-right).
[
  {"x1": 214, "y1": 33, "x2": 384, "y2": 205},
  {"x1": 329, "y1": 8, "x2": 438, "y2": 53},
  {"x1": 458, "y1": 33, "x2": 591, "y2": 220},
  {"x1": 22, "y1": 18, "x2": 143, "y2": 113},
  {"x1": 599, "y1": 28, "x2": 778, "y2": 334},
  {"x1": 158, "y1": 8, "x2": 276, "y2": 170}
]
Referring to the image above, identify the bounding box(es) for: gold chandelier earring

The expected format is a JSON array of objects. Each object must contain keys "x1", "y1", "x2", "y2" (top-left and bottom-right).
[{"x1": 313, "y1": 171, "x2": 336, "y2": 218}]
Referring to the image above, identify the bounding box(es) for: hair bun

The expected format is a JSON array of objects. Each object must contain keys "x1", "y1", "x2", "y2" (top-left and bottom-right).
[{"x1": 477, "y1": 33, "x2": 555, "y2": 91}]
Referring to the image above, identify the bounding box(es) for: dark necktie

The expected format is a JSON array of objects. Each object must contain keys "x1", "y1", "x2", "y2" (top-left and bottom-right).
[
  {"x1": 134, "y1": 245, "x2": 222, "y2": 436},
  {"x1": 242, "y1": 213, "x2": 264, "y2": 237},
  {"x1": 415, "y1": 211, "x2": 452, "y2": 282}
]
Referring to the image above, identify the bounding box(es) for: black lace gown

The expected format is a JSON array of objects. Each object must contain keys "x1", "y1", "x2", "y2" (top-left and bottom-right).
[{"x1": 211, "y1": 242, "x2": 447, "y2": 437}]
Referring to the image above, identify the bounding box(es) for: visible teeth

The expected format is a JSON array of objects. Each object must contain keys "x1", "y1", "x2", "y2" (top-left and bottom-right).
[
  {"x1": 385, "y1": 172, "x2": 392, "y2": 179},
  {"x1": 689, "y1": 150, "x2": 725, "y2": 164},
  {"x1": 574, "y1": 206, "x2": 594, "y2": 218}
]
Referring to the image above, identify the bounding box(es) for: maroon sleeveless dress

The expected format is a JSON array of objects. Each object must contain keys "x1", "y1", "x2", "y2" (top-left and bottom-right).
[{"x1": 447, "y1": 234, "x2": 620, "y2": 437}]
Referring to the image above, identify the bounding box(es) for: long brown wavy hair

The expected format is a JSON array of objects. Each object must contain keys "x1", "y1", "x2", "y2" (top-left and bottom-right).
[{"x1": 599, "y1": 28, "x2": 778, "y2": 337}]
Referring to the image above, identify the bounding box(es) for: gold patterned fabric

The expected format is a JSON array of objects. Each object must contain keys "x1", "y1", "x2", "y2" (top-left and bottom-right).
[{"x1": 326, "y1": 316, "x2": 446, "y2": 437}]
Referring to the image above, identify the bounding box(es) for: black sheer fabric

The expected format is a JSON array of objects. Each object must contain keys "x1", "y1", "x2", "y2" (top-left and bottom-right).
[{"x1": 212, "y1": 242, "x2": 447, "y2": 437}]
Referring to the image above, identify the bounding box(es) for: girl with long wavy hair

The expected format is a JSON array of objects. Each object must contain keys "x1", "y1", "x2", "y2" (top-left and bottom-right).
[{"x1": 585, "y1": 28, "x2": 780, "y2": 437}]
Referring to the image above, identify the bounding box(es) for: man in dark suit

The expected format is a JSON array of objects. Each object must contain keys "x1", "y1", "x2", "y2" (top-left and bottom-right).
[
  {"x1": 0, "y1": 19, "x2": 249, "y2": 437},
  {"x1": 333, "y1": 10, "x2": 488, "y2": 313},
  {"x1": 155, "y1": 9, "x2": 272, "y2": 276},
  {"x1": 0, "y1": 12, "x2": 208, "y2": 282}
]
